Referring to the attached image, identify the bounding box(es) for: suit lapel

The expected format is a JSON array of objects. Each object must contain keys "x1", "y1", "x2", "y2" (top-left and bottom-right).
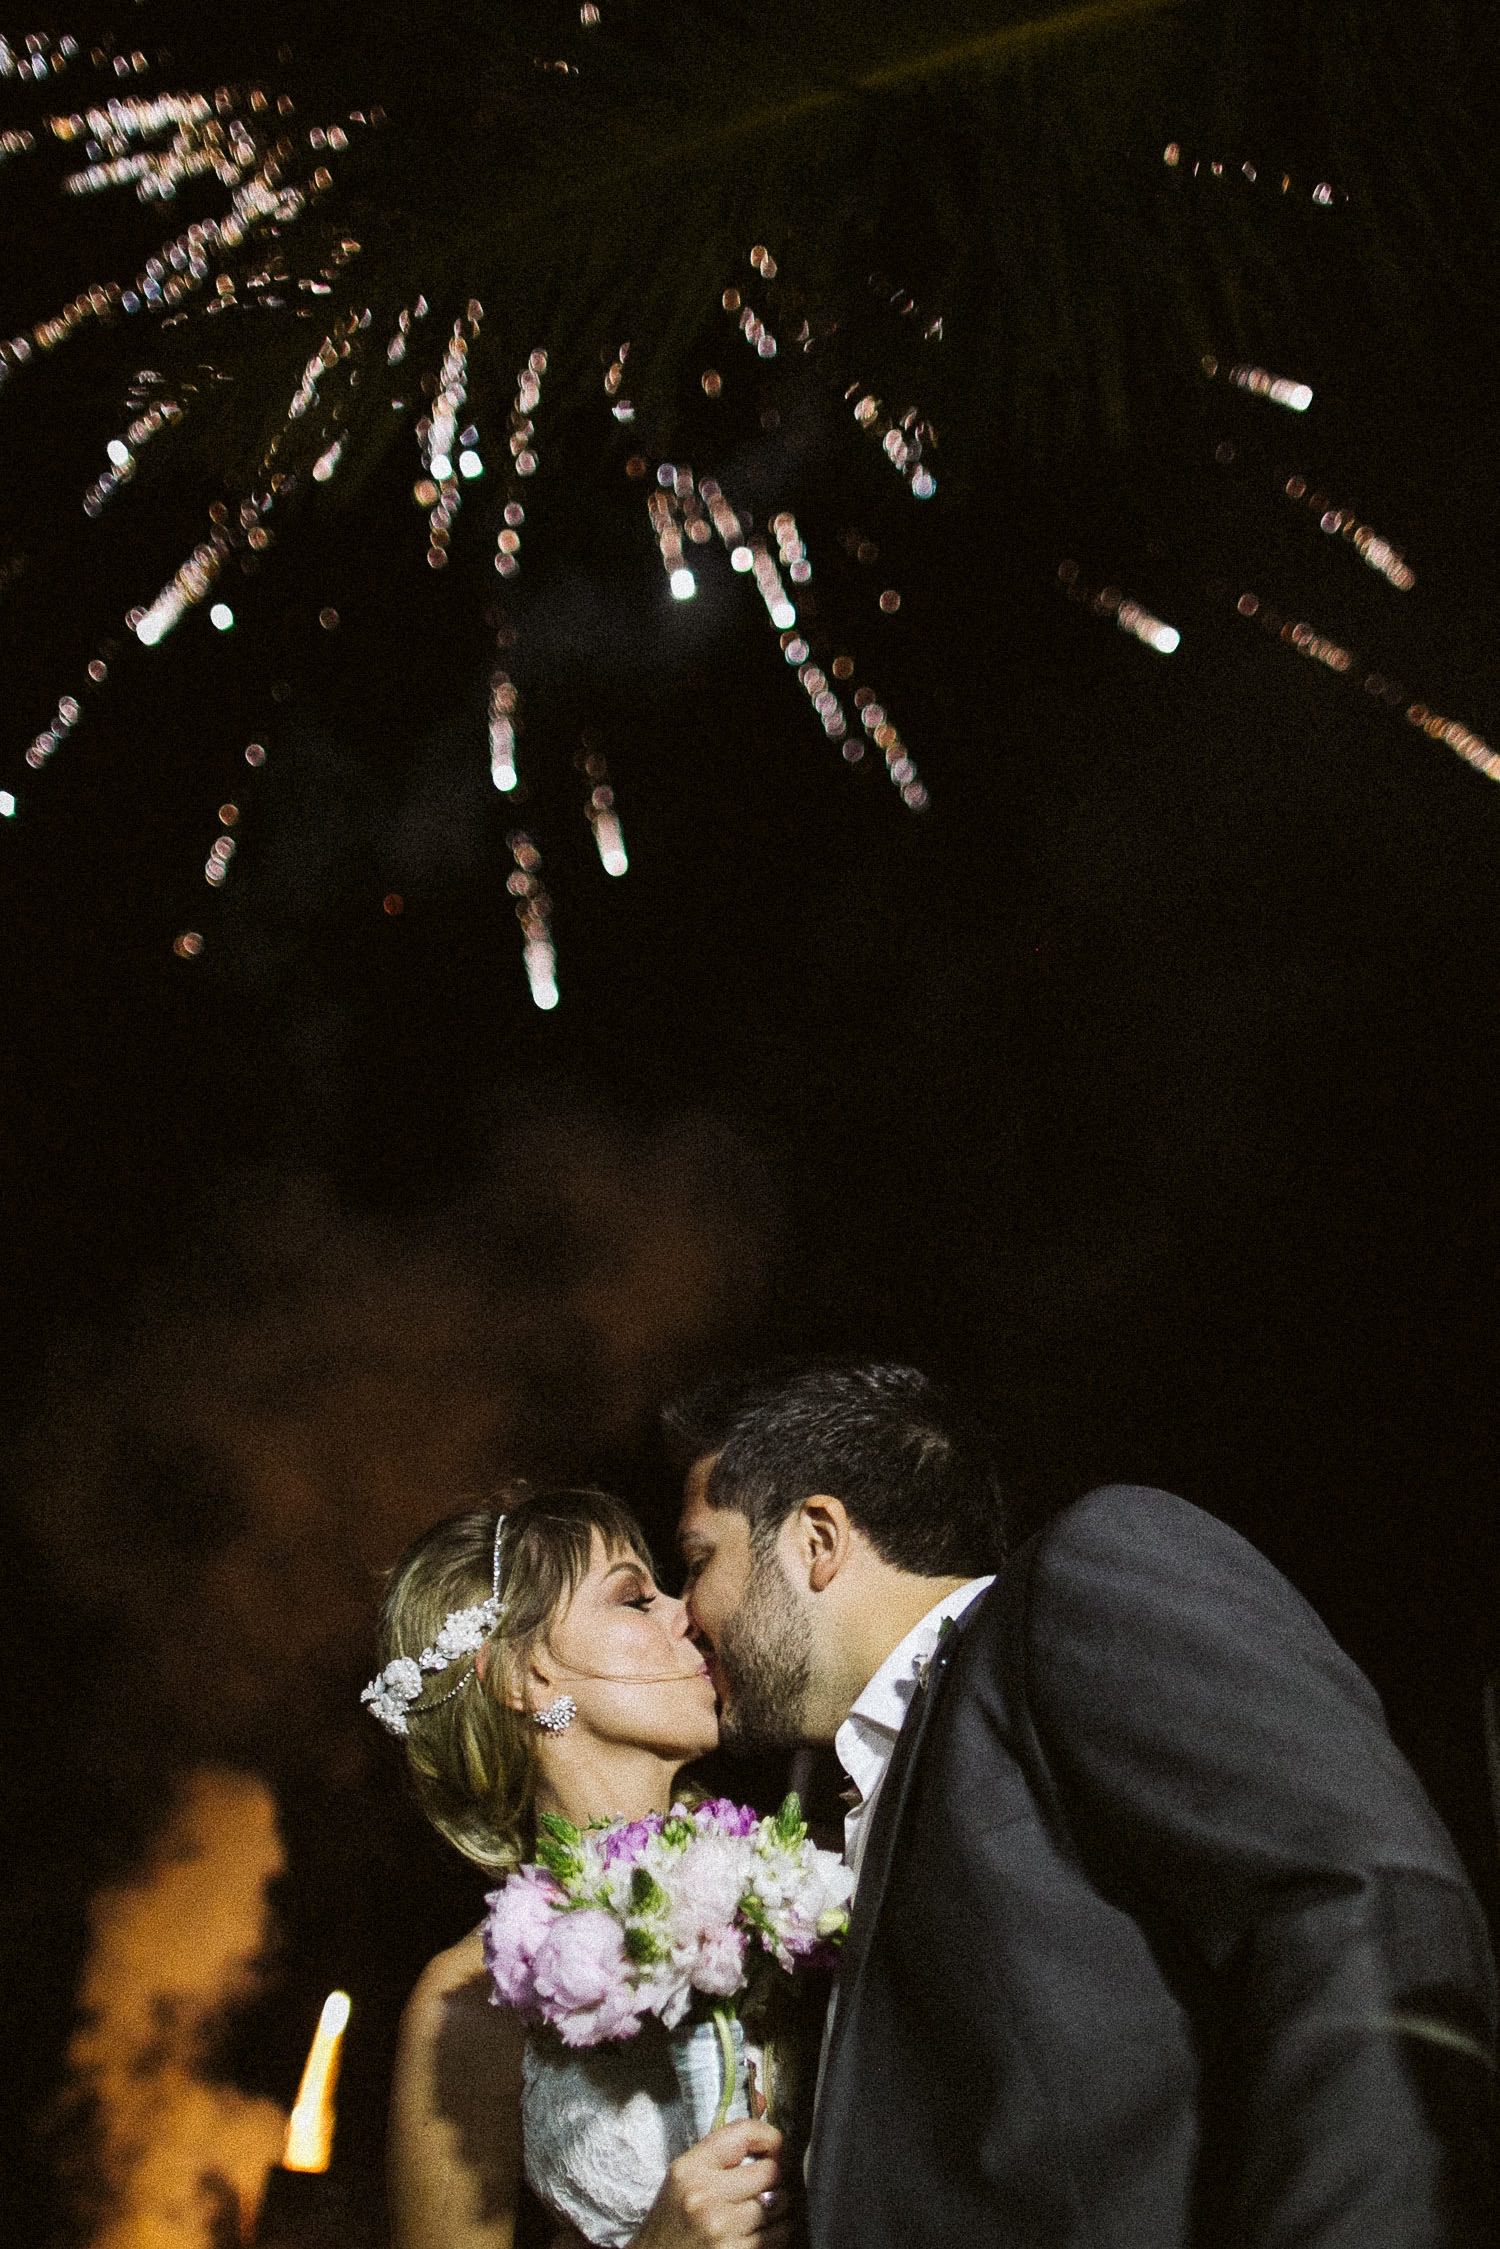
[{"x1": 809, "y1": 1591, "x2": 993, "y2": 2178}]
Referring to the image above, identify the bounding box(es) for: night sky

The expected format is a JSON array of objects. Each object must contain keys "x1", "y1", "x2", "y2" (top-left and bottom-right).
[{"x1": 3, "y1": 6, "x2": 1498, "y2": 2245}]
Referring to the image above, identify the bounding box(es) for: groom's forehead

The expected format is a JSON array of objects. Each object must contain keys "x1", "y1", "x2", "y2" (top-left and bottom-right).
[
  {"x1": 678, "y1": 1450, "x2": 719, "y2": 1518},
  {"x1": 677, "y1": 1456, "x2": 745, "y2": 1547}
]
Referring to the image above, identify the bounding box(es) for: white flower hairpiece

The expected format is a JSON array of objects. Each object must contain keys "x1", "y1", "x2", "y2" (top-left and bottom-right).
[{"x1": 363, "y1": 1512, "x2": 509, "y2": 1736}]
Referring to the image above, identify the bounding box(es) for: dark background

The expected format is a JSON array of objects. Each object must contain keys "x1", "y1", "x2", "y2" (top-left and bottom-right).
[{"x1": 3, "y1": 5, "x2": 1497, "y2": 2244}]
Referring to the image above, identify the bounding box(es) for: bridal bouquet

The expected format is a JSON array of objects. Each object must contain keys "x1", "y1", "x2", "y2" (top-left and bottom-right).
[{"x1": 484, "y1": 1793, "x2": 851, "y2": 2129}]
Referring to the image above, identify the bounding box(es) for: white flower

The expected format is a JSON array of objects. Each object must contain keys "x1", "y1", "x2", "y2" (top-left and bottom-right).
[
  {"x1": 361, "y1": 1656, "x2": 423, "y2": 1735},
  {"x1": 426, "y1": 1595, "x2": 501, "y2": 1668},
  {"x1": 666, "y1": 1835, "x2": 755, "y2": 1964}
]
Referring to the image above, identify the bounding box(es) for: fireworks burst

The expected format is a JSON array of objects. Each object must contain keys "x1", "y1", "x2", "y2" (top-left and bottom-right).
[
  {"x1": 1, "y1": 6, "x2": 960, "y2": 1009},
  {"x1": 2, "y1": 2, "x2": 1494, "y2": 1004}
]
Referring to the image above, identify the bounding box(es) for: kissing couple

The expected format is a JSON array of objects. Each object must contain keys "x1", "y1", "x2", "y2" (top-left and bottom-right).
[{"x1": 371, "y1": 1362, "x2": 1496, "y2": 2249}]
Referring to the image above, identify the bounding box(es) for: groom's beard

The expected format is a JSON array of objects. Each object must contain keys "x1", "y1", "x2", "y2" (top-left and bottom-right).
[{"x1": 714, "y1": 1550, "x2": 812, "y2": 1750}]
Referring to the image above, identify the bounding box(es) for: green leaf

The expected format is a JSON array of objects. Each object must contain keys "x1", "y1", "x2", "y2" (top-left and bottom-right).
[
  {"x1": 535, "y1": 1810, "x2": 585, "y2": 1882},
  {"x1": 772, "y1": 1792, "x2": 807, "y2": 1848},
  {"x1": 630, "y1": 1867, "x2": 669, "y2": 1915}
]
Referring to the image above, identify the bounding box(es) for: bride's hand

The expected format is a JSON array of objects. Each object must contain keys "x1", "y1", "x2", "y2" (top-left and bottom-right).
[{"x1": 633, "y1": 2118, "x2": 790, "y2": 2249}]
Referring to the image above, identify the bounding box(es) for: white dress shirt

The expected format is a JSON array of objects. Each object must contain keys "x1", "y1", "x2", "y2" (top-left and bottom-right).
[
  {"x1": 835, "y1": 1574, "x2": 997, "y2": 1886},
  {"x1": 808, "y1": 1574, "x2": 996, "y2": 2163}
]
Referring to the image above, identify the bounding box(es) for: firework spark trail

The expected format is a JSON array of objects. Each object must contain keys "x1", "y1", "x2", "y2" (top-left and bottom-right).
[
  {"x1": 66, "y1": 1768, "x2": 288, "y2": 2249},
  {"x1": 698, "y1": 475, "x2": 930, "y2": 805}
]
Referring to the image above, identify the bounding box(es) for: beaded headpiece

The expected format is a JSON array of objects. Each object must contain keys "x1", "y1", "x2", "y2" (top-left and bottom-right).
[{"x1": 362, "y1": 1511, "x2": 508, "y2": 1737}]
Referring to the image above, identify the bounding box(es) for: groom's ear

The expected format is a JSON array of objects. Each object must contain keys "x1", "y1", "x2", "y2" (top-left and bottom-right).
[{"x1": 795, "y1": 1495, "x2": 852, "y2": 1593}]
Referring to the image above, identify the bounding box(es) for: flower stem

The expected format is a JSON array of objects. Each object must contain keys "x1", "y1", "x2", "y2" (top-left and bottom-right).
[{"x1": 711, "y1": 2007, "x2": 738, "y2": 2130}]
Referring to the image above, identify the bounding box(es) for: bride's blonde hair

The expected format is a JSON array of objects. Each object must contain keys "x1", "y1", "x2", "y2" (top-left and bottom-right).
[{"x1": 374, "y1": 1484, "x2": 654, "y2": 1877}]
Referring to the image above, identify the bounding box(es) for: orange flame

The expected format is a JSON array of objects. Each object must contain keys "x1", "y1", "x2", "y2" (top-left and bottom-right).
[{"x1": 282, "y1": 1991, "x2": 351, "y2": 2174}]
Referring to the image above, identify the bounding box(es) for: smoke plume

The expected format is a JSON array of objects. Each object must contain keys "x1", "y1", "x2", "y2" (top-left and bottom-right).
[
  {"x1": 65, "y1": 1768, "x2": 288, "y2": 2249},
  {"x1": 24, "y1": 1103, "x2": 772, "y2": 1756}
]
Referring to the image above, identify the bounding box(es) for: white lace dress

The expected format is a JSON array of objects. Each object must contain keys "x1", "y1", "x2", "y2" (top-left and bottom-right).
[{"x1": 521, "y1": 2026, "x2": 765, "y2": 2249}]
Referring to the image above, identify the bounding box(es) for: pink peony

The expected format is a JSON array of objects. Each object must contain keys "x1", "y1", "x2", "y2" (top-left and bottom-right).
[
  {"x1": 691, "y1": 1924, "x2": 748, "y2": 1997},
  {"x1": 483, "y1": 1866, "x2": 566, "y2": 2013},
  {"x1": 533, "y1": 1908, "x2": 644, "y2": 2046}
]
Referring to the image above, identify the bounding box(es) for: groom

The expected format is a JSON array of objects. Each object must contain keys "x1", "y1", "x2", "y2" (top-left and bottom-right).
[{"x1": 667, "y1": 1361, "x2": 1497, "y2": 2248}]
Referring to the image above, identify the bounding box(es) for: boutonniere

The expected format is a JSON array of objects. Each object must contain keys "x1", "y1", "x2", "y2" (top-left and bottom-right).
[{"x1": 915, "y1": 1614, "x2": 956, "y2": 1693}]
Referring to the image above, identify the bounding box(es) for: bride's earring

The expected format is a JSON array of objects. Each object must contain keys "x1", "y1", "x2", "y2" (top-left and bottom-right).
[{"x1": 532, "y1": 1694, "x2": 577, "y2": 1735}]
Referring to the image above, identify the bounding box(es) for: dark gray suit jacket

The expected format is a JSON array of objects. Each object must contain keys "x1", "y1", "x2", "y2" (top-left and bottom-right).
[{"x1": 805, "y1": 1486, "x2": 1496, "y2": 2247}]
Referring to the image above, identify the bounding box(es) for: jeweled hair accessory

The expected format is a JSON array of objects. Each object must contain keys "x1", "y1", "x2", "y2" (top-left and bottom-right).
[{"x1": 363, "y1": 1511, "x2": 509, "y2": 1736}]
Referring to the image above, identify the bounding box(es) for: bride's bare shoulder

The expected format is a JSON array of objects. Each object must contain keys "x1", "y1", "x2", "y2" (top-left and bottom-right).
[
  {"x1": 404, "y1": 1925, "x2": 503, "y2": 2015},
  {"x1": 389, "y1": 1928, "x2": 526, "y2": 2249},
  {"x1": 396, "y1": 1927, "x2": 524, "y2": 2071}
]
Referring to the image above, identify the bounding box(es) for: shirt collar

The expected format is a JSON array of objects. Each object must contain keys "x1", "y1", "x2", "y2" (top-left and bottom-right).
[{"x1": 834, "y1": 1576, "x2": 994, "y2": 1805}]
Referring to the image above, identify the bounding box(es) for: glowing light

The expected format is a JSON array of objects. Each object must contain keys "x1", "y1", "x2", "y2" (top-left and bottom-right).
[
  {"x1": 106, "y1": 437, "x2": 130, "y2": 467},
  {"x1": 1230, "y1": 585, "x2": 1353, "y2": 674},
  {"x1": 490, "y1": 672, "x2": 520, "y2": 791},
  {"x1": 458, "y1": 449, "x2": 483, "y2": 479},
  {"x1": 12, "y1": 90, "x2": 361, "y2": 381},
  {"x1": 1405, "y1": 703, "x2": 1500, "y2": 782},
  {"x1": 0, "y1": 790, "x2": 15, "y2": 817},
  {"x1": 283, "y1": 1992, "x2": 352, "y2": 2175},
  {"x1": 508, "y1": 831, "x2": 557, "y2": 1006},
  {"x1": 209, "y1": 603, "x2": 234, "y2": 630},
  {"x1": 593, "y1": 810, "x2": 628, "y2": 875},
  {"x1": 1059, "y1": 565, "x2": 1180, "y2": 660},
  {"x1": 1165, "y1": 139, "x2": 1344, "y2": 207},
  {"x1": 1224, "y1": 362, "x2": 1314, "y2": 413},
  {"x1": 669, "y1": 567, "x2": 696, "y2": 601},
  {"x1": 841, "y1": 374, "x2": 938, "y2": 499},
  {"x1": 525, "y1": 938, "x2": 559, "y2": 1009},
  {"x1": 1259, "y1": 463, "x2": 1418, "y2": 590},
  {"x1": 416, "y1": 307, "x2": 485, "y2": 562},
  {"x1": 729, "y1": 546, "x2": 753, "y2": 572},
  {"x1": 1111, "y1": 601, "x2": 1179, "y2": 653},
  {"x1": 135, "y1": 598, "x2": 177, "y2": 646}
]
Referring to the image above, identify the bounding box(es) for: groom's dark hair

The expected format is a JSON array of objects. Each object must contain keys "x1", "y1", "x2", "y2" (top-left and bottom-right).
[{"x1": 663, "y1": 1361, "x2": 1007, "y2": 1577}]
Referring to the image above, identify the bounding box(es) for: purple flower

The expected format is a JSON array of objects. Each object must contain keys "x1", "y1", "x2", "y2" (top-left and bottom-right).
[
  {"x1": 599, "y1": 1814, "x2": 663, "y2": 1867},
  {"x1": 534, "y1": 1909, "x2": 645, "y2": 2046},
  {"x1": 692, "y1": 1797, "x2": 760, "y2": 1838},
  {"x1": 483, "y1": 1866, "x2": 567, "y2": 2014},
  {"x1": 769, "y1": 1921, "x2": 839, "y2": 1974}
]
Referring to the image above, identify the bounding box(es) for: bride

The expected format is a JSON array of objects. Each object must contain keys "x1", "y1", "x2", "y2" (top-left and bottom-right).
[{"x1": 367, "y1": 1485, "x2": 795, "y2": 2249}]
